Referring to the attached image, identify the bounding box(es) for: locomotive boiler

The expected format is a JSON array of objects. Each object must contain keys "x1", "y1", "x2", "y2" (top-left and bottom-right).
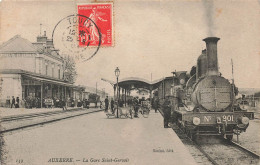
[{"x1": 168, "y1": 37, "x2": 254, "y2": 140}]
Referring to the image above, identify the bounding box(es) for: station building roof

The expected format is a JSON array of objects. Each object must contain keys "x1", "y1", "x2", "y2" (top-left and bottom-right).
[
  {"x1": 0, "y1": 35, "x2": 63, "y2": 61},
  {"x1": 0, "y1": 35, "x2": 37, "y2": 53}
]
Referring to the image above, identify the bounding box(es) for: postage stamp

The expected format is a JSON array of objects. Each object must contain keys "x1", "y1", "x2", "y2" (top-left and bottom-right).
[
  {"x1": 78, "y1": 3, "x2": 113, "y2": 47},
  {"x1": 52, "y1": 14, "x2": 101, "y2": 62}
]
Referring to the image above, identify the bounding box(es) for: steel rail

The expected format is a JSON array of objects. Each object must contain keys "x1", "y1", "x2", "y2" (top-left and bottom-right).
[
  {"x1": 0, "y1": 108, "x2": 98, "y2": 122},
  {"x1": 229, "y1": 140, "x2": 260, "y2": 159},
  {"x1": 158, "y1": 109, "x2": 258, "y2": 165},
  {"x1": 174, "y1": 125, "x2": 259, "y2": 165},
  {"x1": 0, "y1": 109, "x2": 102, "y2": 134},
  {"x1": 1, "y1": 111, "x2": 67, "y2": 122},
  {"x1": 172, "y1": 125, "x2": 219, "y2": 165},
  {"x1": 194, "y1": 142, "x2": 219, "y2": 165},
  {"x1": 167, "y1": 112, "x2": 217, "y2": 165}
]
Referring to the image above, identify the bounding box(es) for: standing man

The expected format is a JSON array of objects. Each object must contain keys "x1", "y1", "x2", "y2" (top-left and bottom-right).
[
  {"x1": 95, "y1": 96, "x2": 98, "y2": 108},
  {"x1": 111, "y1": 98, "x2": 115, "y2": 114},
  {"x1": 162, "y1": 96, "x2": 171, "y2": 128},
  {"x1": 133, "y1": 97, "x2": 139, "y2": 118},
  {"x1": 15, "y1": 97, "x2": 20, "y2": 108},
  {"x1": 154, "y1": 98, "x2": 159, "y2": 113},
  {"x1": 105, "y1": 96, "x2": 109, "y2": 112},
  {"x1": 61, "y1": 98, "x2": 67, "y2": 111},
  {"x1": 11, "y1": 96, "x2": 15, "y2": 108},
  {"x1": 86, "y1": 99, "x2": 90, "y2": 109}
]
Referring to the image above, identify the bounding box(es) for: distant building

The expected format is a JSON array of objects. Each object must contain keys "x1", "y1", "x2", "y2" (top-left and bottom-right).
[{"x1": 0, "y1": 33, "x2": 84, "y2": 107}]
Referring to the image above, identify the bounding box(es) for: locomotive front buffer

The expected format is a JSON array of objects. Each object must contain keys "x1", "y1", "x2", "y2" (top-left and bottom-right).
[{"x1": 177, "y1": 111, "x2": 254, "y2": 140}]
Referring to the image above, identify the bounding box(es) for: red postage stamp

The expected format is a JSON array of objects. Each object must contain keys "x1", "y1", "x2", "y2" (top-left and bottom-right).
[{"x1": 78, "y1": 3, "x2": 113, "y2": 47}]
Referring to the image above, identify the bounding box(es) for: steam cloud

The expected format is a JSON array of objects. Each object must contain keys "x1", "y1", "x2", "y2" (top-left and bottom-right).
[{"x1": 202, "y1": 0, "x2": 216, "y2": 37}]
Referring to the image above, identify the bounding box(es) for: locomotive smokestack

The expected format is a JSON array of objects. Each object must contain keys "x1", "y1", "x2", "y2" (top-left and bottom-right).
[{"x1": 203, "y1": 37, "x2": 220, "y2": 76}]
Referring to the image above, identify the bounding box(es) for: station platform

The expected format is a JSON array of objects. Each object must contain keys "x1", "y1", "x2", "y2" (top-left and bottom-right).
[
  {"x1": 3, "y1": 108, "x2": 197, "y2": 165},
  {"x1": 0, "y1": 106, "x2": 98, "y2": 118}
]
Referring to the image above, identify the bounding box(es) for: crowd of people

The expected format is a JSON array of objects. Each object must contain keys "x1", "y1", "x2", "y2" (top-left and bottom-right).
[
  {"x1": 5, "y1": 94, "x2": 172, "y2": 128},
  {"x1": 4, "y1": 96, "x2": 94, "y2": 110},
  {"x1": 103, "y1": 96, "x2": 153, "y2": 118},
  {"x1": 5, "y1": 96, "x2": 20, "y2": 108},
  {"x1": 103, "y1": 95, "x2": 172, "y2": 128},
  {"x1": 104, "y1": 96, "x2": 115, "y2": 113}
]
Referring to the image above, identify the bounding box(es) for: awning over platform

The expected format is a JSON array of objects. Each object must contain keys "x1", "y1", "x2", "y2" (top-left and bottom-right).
[
  {"x1": 102, "y1": 76, "x2": 166, "y2": 91},
  {"x1": 23, "y1": 75, "x2": 74, "y2": 87}
]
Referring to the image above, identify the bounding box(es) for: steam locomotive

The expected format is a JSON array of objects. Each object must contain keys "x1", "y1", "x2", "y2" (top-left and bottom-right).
[{"x1": 158, "y1": 37, "x2": 254, "y2": 140}]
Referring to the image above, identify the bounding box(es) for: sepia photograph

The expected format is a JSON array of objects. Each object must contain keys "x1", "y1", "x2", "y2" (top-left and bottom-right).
[{"x1": 0, "y1": 0, "x2": 259, "y2": 164}]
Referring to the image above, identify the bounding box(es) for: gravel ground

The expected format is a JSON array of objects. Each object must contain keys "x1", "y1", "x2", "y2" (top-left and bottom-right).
[
  {"x1": 233, "y1": 106, "x2": 260, "y2": 155},
  {"x1": 199, "y1": 143, "x2": 259, "y2": 165},
  {"x1": 186, "y1": 144, "x2": 213, "y2": 165},
  {"x1": 233, "y1": 119, "x2": 260, "y2": 155}
]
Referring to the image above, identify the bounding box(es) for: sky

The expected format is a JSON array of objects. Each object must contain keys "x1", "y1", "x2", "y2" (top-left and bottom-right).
[{"x1": 0, "y1": 0, "x2": 259, "y2": 95}]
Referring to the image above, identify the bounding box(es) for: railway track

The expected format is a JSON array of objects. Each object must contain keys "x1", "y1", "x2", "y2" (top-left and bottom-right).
[
  {"x1": 196, "y1": 140, "x2": 259, "y2": 165},
  {"x1": 171, "y1": 124, "x2": 260, "y2": 165},
  {"x1": 228, "y1": 140, "x2": 260, "y2": 159},
  {"x1": 0, "y1": 108, "x2": 103, "y2": 134},
  {"x1": 0, "y1": 108, "x2": 88, "y2": 122},
  {"x1": 171, "y1": 124, "x2": 215, "y2": 165},
  {"x1": 157, "y1": 109, "x2": 259, "y2": 164}
]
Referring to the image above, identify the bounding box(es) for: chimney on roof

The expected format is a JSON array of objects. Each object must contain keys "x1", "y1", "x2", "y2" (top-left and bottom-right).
[
  {"x1": 37, "y1": 31, "x2": 47, "y2": 43},
  {"x1": 46, "y1": 39, "x2": 53, "y2": 47}
]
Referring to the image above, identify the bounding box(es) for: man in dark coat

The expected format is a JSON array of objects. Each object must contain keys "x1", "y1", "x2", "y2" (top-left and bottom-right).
[
  {"x1": 133, "y1": 97, "x2": 139, "y2": 118},
  {"x1": 111, "y1": 98, "x2": 115, "y2": 114},
  {"x1": 85, "y1": 99, "x2": 90, "y2": 109},
  {"x1": 15, "y1": 97, "x2": 20, "y2": 108},
  {"x1": 105, "y1": 96, "x2": 109, "y2": 112},
  {"x1": 61, "y1": 99, "x2": 67, "y2": 111},
  {"x1": 154, "y1": 98, "x2": 159, "y2": 113},
  {"x1": 119, "y1": 99, "x2": 124, "y2": 107},
  {"x1": 162, "y1": 96, "x2": 171, "y2": 128},
  {"x1": 11, "y1": 96, "x2": 15, "y2": 108}
]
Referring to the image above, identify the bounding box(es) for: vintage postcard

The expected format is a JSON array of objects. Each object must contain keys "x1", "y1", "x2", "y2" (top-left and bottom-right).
[{"x1": 0, "y1": 0, "x2": 259, "y2": 165}]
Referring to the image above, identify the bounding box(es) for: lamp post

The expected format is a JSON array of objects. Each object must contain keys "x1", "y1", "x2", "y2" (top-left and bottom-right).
[{"x1": 115, "y1": 67, "x2": 120, "y2": 118}]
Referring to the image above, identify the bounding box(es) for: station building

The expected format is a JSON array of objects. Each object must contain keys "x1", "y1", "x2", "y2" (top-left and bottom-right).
[{"x1": 0, "y1": 33, "x2": 85, "y2": 107}]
